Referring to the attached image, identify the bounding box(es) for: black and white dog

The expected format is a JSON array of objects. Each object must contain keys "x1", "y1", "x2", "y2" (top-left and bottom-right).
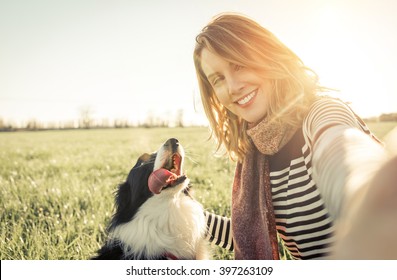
[{"x1": 92, "y1": 138, "x2": 209, "y2": 260}]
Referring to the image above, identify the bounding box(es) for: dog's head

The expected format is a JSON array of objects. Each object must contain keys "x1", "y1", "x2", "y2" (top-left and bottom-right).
[
  {"x1": 149, "y1": 137, "x2": 187, "y2": 194},
  {"x1": 109, "y1": 138, "x2": 188, "y2": 229}
]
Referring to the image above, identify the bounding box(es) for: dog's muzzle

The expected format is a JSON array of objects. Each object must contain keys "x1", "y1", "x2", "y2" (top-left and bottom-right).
[{"x1": 148, "y1": 138, "x2": 185, "y2": 194}]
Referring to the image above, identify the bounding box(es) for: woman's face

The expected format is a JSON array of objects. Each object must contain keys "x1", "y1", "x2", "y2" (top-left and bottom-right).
[{"x1": 200, "y1": 48, "x2": 271, "y2": 124}]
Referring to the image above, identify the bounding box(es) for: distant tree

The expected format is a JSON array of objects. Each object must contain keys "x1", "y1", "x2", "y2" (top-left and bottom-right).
[
  {"x1": 144, "y1": 111, "x2": 155, "y2": 128},
  {"x1": 379, "y1": 113, "x2": 397, "y2": 122},
  {"x1": 176, "y1": 109, "x2": 184, "y2": 128},
  {"x1": 26, "y1": 119, "x2": 41, "y2": 130},
  {"x1": 114, "y1": 119, "x2": 130, "y2": 128},
  {"x1": 0, "y1": 118, "x2": 13, "y2": 131},
  {"x1": 79, "y1": 106, "x2": 94, "y2": 129}
]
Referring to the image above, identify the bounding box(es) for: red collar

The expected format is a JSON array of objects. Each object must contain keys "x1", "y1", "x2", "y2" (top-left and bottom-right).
[{"x1": 163, "y1": 252, "x2": 179, "y2": 260}]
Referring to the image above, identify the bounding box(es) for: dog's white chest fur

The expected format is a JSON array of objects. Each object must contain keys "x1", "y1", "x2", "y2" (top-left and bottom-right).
[{"x1": 110, "y1": 180, "x2": 208, "y2": 259}]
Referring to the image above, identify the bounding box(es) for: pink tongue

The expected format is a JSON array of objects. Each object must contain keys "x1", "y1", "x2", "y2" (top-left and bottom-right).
[{"x1": 148, "y1": 168, "x2": 178, "y2": 194}]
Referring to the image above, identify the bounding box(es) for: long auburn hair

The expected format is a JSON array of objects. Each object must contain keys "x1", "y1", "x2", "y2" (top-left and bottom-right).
[{"x1": 194, "y1": 13, "x2": 327, "y2": 161}]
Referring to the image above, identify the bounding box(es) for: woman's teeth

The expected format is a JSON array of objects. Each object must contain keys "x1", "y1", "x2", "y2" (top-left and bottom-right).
[{"x1": 237, "y1": 91, "x2": 256, "y2": 105}]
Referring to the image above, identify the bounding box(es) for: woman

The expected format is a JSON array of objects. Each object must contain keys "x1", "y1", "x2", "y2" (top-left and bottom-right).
[{"x1": 195, "y1": 13, "x2": 396, "y2": 259}]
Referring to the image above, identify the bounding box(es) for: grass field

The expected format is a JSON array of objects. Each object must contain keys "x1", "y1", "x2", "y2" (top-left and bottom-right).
[{"x1": 1, "y1": 122, "x2": 396, "y2": 260}]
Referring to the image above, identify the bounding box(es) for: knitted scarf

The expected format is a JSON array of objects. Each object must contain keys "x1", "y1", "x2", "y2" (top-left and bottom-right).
[{"x1": 231, "y1": 117, "x2": 297, "y2": 259}]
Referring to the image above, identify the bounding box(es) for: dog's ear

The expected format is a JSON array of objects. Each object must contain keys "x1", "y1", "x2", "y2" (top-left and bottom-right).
[
  {"x1": 108, "y1": 181, "x2": 132, "y2": 231},
  {"x1": 109, "y1": 163, "x2": 154, "y2": 229}
]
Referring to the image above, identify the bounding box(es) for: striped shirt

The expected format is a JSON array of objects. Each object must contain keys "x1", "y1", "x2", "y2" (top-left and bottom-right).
[{"x1": 205, "y1": 98, "x2": 381, "y2": 259}]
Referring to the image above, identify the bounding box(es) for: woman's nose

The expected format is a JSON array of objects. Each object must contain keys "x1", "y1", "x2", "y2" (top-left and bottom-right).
[{"x1": 226, "y1": 75, "x2": 245, "y2": 95}]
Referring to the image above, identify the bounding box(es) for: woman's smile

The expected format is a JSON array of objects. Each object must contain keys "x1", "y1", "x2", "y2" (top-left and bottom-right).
[{"x1": 235, "y1": 90, "x2": 257, "y2": 107}]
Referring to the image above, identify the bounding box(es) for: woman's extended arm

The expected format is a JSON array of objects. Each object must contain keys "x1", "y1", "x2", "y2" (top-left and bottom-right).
[
  {"x1": 204, "y1": 211, "x2": 234, "y2": 251},
  {"x1": 305, "y1": 98, "x2": 396, "y2": 258}
]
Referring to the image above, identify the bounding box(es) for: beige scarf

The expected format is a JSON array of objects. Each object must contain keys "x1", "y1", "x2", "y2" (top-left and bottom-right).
[{"x1": 232, "y1": 117, "x2": 297, "y2": 259}]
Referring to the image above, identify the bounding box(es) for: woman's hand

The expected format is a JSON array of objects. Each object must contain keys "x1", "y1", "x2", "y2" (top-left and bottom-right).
[{"x1": 332, "y1": 127, "x2": 397, "y2": 259}]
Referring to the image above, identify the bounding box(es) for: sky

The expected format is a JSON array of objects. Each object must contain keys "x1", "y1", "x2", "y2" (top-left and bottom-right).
[{"x1": 1, "y1": 0, "x2": 397, "y2": 127}]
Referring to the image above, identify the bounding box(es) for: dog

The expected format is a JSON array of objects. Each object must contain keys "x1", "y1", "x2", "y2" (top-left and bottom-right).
[{"x1": 92, "y1": 138, "x2": 209, "y2": 260}]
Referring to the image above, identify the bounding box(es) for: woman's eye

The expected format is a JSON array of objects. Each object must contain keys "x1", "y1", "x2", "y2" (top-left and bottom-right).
[{"x1": 212, "y1": 76, "x2": 224, "y2": 86}]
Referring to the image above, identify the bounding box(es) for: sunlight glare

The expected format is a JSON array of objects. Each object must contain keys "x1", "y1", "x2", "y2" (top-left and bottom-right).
[{"x1": 299, "y1": 4, "x2": 388, "y2": 118}]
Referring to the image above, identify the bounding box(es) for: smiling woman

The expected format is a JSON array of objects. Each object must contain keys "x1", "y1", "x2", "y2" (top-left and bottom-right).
[
  {"x1": 193, "y1": 12, "x2": 397, "y2": 260},
  {"x1": 194, "y1": 13, "x2": 328, "y2": 160}
]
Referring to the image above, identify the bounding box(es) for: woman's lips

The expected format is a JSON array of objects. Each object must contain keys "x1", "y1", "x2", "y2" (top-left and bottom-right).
[{"x1": 235, "y1": 90, "x2": 257, "y2": 107}]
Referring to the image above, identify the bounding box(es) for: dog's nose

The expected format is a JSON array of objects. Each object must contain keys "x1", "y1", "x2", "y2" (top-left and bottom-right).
[
  {"x1": 168, "y1": 138, "x2": 179, "y2": 149},
  {"x1": 169, "y1": 138, "x2": 179, "y2": 145},
  {"x1": 164, "y1": 138, "x2": 179, "y2": 150}
]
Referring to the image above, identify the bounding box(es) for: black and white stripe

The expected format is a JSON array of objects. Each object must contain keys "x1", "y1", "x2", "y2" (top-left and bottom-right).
[
  {"x1": 204, "y1": 211, "x2": 234, "y2": 251},
  {"x1": 205, "y1": 98, "x2": 380, "y2": 259},
  {"x1": 270, "y1": 142, "x2": 335, "y2": 259}
]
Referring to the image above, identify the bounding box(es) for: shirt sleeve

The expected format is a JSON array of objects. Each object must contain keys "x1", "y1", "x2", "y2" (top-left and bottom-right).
[
  {"x1": 303, "y1": 98, "x2": 386, "y2": 220},
  {"x1": 204, "y1": 211, "x2": 234, "y2": 251}
]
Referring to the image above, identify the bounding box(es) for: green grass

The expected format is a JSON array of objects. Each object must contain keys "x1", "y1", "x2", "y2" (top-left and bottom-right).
[
  {"x1": 0, "y1": 127, "x2": 235, "y2": 260},
  {"x1": 1, "y1": 122, "x2": 395, "y2": 260}
]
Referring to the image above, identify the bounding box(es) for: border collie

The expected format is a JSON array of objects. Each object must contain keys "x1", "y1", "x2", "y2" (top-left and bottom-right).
[{"x1": 92, "y1": 138, "x2": 209, "y2": 260}]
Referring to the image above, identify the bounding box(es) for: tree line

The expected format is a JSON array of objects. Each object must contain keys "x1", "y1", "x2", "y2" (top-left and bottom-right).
[
  {"x1": 0, "y1": 108, "x2": 197, "y2": 132},
  {"x1": 1, "y1": 112, "x2": 396, "y2": 132}
]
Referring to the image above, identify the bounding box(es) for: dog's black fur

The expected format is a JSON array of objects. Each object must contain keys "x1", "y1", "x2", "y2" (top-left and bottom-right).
[{"x1": 92, "y1": 153, "x2": 155, "y2": 260}]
